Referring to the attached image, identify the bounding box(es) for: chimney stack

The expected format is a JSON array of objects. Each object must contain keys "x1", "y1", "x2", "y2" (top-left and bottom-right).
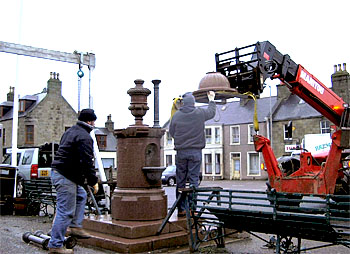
[
  {"x1": 105, "y1": 114, "x2": 114, "y2": 132},
  {"x1": 47, "y1": 72, "x2": 62, "y2": 96},
  {"x1": 7, "y1": 86, "x2": 14, "y2": 102},
  {"x1": 331, "y1": 63, "x2": 350, "y2": 103}
]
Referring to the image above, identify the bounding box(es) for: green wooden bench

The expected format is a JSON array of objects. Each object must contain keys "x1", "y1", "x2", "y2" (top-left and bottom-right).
[{"x1": 23, "y1": 179, "x2": 56, "y2": 216}]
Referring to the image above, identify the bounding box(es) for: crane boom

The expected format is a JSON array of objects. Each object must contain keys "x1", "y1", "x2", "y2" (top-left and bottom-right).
[
  {"x1": 215, "y1": 41, "x2": 350, "y2": 196},
  {"x1": 215, "y1": 41, "x2": 346, "y2": 126},
  {"x1": 0, "y1": 41, "x2": 95, "y2": 68}
]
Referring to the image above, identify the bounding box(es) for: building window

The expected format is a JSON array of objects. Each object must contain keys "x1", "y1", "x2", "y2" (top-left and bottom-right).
[
  {"x1": 248, "y1": 124, "x2": 255, "y2": 144},
  {"x1": 320, "y1": 120, "x2": 330, "y2": 134},
  {"x1": 96, "y1": 135, "x2": 107, "y2": 149},
  {"x1": 25, "y1": 125, "x2": 34, "y2": 144},
  {"x1": 284, "y1": 123, "x2": 292, "y2": 140},
  {"x1": 248, "y1": 152, "x2": 260, "y2": 176},
  {"x1": 204, "y1": 154, "x2": 212, "y2": 174},
  {"x1": 2, "y1": 128, "x2": 5, "y2": 145},
  {"x1": 166, "y1": 155, "x2": 172, "y2": 166},
  {"x1": 101, "y1": 158, "x2": 114, "y2": 169},
  {"x1": 166, "y1": 131, "x2": 173, "y2": 146},
  {"x1": 230, "y1": 126, "x2": 240, "y2": 144},
  {"x1": 215, "y1": 153, "x2": 221, "y2": 174},
  {"x1": 19, "y1": 100, "x2": 25, "y2": 112},
  {"x1": 205, "y1": 128, "x2": 212, "y2": 144},
  {"x1": 214, "y1": 127, "x2": 221, "y2": 144}
]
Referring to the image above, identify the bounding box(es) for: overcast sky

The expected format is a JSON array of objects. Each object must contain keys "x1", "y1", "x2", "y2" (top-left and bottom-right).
[{"x1": 1, "y1": 0, "x2": 349, "y2": 129}]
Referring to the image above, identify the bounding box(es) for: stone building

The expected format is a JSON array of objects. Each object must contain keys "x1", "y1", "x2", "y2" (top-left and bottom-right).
[
  {"x1": 1, "y1": 72, "x2": 118, "y2": 171},
  {"x1": 0, "y1": 72, "x2": 77, "y2": 149}
]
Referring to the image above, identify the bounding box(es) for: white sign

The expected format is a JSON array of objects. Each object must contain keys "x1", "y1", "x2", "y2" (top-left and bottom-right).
[
  {"x1": 304, "y1": 133, "x2": 331, "y2": 155},
  {"x1": 285, "y1": 144, "x2": 301, "y2": 153}
]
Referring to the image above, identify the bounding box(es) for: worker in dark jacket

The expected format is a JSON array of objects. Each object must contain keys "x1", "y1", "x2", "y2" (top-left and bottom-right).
[
  {"x1": 48, "y1": 109, "x2": 99, "y2": 254},
  {"x1": 169, "y1": 91, "x2": 216, "y2": 216}
]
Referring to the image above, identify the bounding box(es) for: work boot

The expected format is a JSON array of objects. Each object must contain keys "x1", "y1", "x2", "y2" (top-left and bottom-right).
[
  {"x1": 69, "y1": 227, "x2": 91, "y2": 239},
  {"x1": 48, "y1": 247, "x2": 74, "y2": 254}
]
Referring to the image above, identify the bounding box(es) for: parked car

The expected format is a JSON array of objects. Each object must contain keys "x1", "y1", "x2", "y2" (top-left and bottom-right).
[
  {"x1": 1, "y1": 143, "x2": 58, "y2": 197},
  {"x1": 161, "y1": 165, "x2": 203, "y2": 186}
]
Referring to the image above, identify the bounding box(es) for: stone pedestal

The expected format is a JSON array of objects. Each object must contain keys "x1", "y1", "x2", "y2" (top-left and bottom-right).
[{"x1": 112, "y1": 126, "x2": 166, "y2": 221}]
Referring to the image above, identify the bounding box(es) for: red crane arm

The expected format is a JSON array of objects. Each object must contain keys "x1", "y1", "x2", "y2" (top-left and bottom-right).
[{"x1": 286, "y1": 65, "x2": 345, "y2": 126}]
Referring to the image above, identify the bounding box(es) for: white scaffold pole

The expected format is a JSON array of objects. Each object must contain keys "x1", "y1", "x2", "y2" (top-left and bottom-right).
[{"x1": 90, "y1": 130, "x2": 110, "y2": 211}]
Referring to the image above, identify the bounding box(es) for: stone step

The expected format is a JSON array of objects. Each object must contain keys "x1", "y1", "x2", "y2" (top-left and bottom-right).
[
  {"x1": 82, "y1": 215, "x2": 187, "y2": 239},
  {"x1": 79, "y1": 228, "x2": 189, "y2": 253}
]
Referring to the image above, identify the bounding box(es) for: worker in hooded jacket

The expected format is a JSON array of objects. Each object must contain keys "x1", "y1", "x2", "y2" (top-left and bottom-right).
[{"x1": 169, "y1": 91, "x2": 216, "y2": 216}]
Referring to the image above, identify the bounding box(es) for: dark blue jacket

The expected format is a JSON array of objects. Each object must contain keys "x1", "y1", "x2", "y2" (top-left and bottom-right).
[{"x1": 51, "y1": 121, "x2": 98, "y2": 186}]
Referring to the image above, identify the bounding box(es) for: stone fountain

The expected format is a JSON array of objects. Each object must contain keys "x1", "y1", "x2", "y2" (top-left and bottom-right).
[{"x1": 79, "y1": 79, "x2": 188, "y2": 253}]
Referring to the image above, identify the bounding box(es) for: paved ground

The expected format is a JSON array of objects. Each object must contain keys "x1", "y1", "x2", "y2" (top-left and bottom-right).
[{"x1": 1, "y1": 180, "x2": 349, "y2": 253}]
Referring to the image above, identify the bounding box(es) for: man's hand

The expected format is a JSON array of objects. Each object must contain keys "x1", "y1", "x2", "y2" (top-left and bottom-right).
[
  {"x1": 93, "y1": 183, "x2": 99, "y2": 194},
  {"x1": 207, "y1": 91, "x2": 215, "y2": 101}
]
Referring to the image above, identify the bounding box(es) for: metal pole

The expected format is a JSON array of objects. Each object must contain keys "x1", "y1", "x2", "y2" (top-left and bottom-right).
[
  {"x1": 152, "y1": 79, "x2": 161, "y2": 128},
  {"x1": 89, "y1": 67, "x2": 92, "y2": 108},
  {"x1": 78, "y1": 76, "x2": 81, "y2": 112},
  {"x1": 0, "y1": 124, "x2": 3, "y2": 163},
  {"x1": 269, "y1": 84, "x2": 273, "y2": 147}
]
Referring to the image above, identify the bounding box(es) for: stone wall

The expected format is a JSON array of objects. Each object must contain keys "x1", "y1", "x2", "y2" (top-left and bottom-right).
[
  {"x1": 2, "y1": 73, "x2": 77, "y2": 148},
  {"x1": 271, "y1": 116, "x2": 324, "y2": 158}
]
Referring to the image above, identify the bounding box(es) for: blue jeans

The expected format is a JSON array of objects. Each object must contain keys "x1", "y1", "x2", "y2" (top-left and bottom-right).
[
  {"x1": 175, "y1": 149, "x2": 202, "y2": 211},
  {"x1": 48, "y1": 170, "x2": 87, "y2": 248}
]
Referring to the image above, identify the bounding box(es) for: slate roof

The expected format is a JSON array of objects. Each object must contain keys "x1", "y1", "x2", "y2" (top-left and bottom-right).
[
  {"x1": 162, "y1": 95, "x2": 322, "y2": 128},
  {"x1": 0, "y1": 92, "x2": 47, "y2": 121},
  {"x1": 273, "y1": 94, "x2": 321, "y2": 121},
  {"x1": 206, "y1": 97, "x2": 278, "y2": 125}
]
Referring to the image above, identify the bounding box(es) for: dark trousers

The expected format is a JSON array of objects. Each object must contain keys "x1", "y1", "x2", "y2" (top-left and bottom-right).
[{"x1": 175, "y1": 149, "x2": 202, "y2": 211}]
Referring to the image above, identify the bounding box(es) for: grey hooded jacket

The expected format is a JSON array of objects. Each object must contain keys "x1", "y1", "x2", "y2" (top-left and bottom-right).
[{"x1": 169, "y1": 92, "x2": 216, "y2": 150}]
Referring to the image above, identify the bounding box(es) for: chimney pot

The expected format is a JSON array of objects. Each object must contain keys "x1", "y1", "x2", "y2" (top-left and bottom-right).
[
  {"x1": 343, "y1": 63, "x2": 346, "y2": 72},
  {"x1": 338, "y1": 64, "x2": 342, "y2": 72},
  {"x1": 334, "y1": 65, "x2": 337, "y2": 73}
]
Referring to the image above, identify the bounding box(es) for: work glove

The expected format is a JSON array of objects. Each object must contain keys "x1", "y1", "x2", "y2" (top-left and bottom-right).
[
  {"x1": 93, "y1": 183, "x2": 99, "y2": 194},
  {"x1": 207, "y1": 91, "x2": 215, "y2": 101}
]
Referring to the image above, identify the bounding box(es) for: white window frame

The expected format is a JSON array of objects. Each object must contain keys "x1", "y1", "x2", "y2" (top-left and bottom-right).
[
  {"x1": 247, "y1": 152, "x2": 260, "y2": 176},
  {"x1": 204, "y1": 153, "x2": 212, "y2": 174},
  {"x1": 165, "y1": 131, "x2": 173, "y2": 146},
  {"x1": 230, "y1": 125, "x2": 240, "y2": 145},
  {"x1": 248, "y1": 124, "x2": 255, "y2": 144},
  {"x1": 320, "y1": 120, "x2": 331, "y2": 134},
  {"x1": 214, "y1": 153, "x2": 221, "y2": 174},
  {"x1": 205, "y1": 128, "x2": 212, "y2": 144},
  {"x1": 19, "y1": 100, "x2": 25, "y2": 112},
  {"x1": 214, "y1": 127, "x2": 221, "y2": 144},
  {"x1": 165, "y1": 155, "x2": 173, "y2": 166}
]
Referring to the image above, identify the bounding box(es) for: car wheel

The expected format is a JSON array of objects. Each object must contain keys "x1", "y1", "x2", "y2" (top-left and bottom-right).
[
  {"x1": 168, "y1": 177, "x2": 176, "y2": 186},
  {"x1": 16, "y1": 177, "x2": 25, "y2": 198}
]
